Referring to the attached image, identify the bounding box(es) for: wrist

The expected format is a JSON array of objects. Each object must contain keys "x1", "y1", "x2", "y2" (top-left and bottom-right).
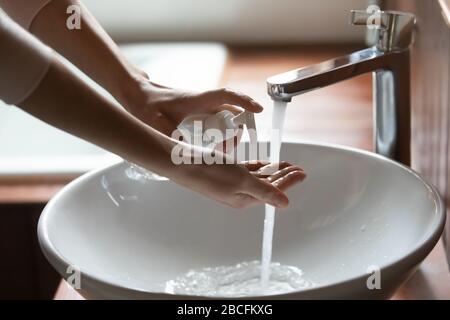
[
  {"x1": 115, "y1": 72, "x2": 147, "y2": 109},
  {"x1": 130, "y1": 128, "x2": 179, "y2": 177}
]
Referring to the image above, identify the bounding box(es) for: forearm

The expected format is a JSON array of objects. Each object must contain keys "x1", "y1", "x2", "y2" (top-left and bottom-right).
[
  {"x1": 19, "y1": 55, "x2": 175, "y2": 176},
  {"x1": 29, "y1": 0, "x2": 143, "y2": 105}
]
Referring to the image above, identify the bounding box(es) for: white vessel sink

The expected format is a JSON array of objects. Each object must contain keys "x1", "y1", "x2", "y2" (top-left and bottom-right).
[
  {"x1": 38, "y1": 142, "x2": 445, "y2": 299},
  {"x1": 0, "y1": 43, "x2": 227, "y2": 178}
]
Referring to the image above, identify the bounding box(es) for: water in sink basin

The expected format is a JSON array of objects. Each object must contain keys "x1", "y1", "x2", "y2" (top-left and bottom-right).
[{"x1": 165, "y1": 261, "x2": 314, "y2": 297}]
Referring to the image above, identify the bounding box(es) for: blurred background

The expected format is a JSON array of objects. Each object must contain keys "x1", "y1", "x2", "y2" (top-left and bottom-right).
[{"x1": 81, "y1": 0, "x2": 367, "y2": 43}]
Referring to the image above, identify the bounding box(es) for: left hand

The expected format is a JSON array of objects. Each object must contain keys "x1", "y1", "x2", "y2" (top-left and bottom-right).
[{"x1": 121, "y1": 78, "x2": 263, "y2": 136}]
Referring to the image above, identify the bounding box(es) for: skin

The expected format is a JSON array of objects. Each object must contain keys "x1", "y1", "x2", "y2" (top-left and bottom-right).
[{"x1": 17, "y1": 0, "x2": 306, "y2": 209}]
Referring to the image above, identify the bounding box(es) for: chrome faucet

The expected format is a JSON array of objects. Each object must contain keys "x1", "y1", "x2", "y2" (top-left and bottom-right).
[{"x1": 267, "y1": 10, "x2": 416, "y2": 166}]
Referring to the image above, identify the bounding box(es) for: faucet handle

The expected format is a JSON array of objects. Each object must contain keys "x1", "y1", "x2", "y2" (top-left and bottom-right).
[{"x1": 350, "y1": 9, "x2": 416, "y2": 52}]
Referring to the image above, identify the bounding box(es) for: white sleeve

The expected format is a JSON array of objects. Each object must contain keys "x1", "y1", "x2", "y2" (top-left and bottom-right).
[
  {"x1": 0, "y1": 11, "x2": 52, "y2": 105},
  {"x1": 0, "y1": 0, "x2": 53, "y2": 29}
]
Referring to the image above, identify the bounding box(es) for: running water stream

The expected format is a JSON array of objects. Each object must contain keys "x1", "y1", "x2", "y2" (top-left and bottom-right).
[{"x1": 260, "y1": 100, "x2": 288, "y2": 288}]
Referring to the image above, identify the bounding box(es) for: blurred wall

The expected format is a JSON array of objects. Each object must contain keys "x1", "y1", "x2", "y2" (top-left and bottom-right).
[{"x1": 82, "y1": 0, "x2": 371, "y2": 44}]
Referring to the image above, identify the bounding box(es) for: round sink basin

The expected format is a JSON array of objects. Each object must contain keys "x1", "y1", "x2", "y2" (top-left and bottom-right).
[{"x1": 38, "y1": 142, "x2": 445, "y2": 299}]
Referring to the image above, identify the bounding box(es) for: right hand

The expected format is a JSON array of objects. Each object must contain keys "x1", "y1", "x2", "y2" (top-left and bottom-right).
[
  {"x1": 121, "y1": 79, "x2": 263, "y2": 136},
  {"x1": 171, "y1": 159, "x2": 306, "y2": 209}
]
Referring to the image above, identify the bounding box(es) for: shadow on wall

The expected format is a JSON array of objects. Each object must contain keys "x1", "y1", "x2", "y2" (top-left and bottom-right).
[{"x1": 82, "y1": 0, "x2": 369, "y2": 43}]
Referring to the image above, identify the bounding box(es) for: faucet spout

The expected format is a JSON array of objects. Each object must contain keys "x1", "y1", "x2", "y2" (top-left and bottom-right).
[
  {"x1": 267, "y1": 46, "x2": 411, "y2": 166},
  {"x1": 268, "y1": 48, "x2": 396, "y2": 101},
  {"x1": 267, "y1": 9, "x2": 415, "y2": 166}
]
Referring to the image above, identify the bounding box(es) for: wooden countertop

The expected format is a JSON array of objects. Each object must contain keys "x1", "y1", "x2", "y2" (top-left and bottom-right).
[
  {"x1": 0, "y1": 177, "x2": 74, "y2": 204},
  {"x1": 0, "y1": 45, "x2": 446, "y2": 299}
]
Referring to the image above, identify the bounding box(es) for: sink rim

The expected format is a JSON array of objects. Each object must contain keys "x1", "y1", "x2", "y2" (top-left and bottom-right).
[{"x1": 38, "y1": 141, "x2": 446, "y2": 299}]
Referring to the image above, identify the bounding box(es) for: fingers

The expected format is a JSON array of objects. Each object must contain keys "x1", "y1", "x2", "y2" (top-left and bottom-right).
[
  {"x1": 271, "y1": 170, "x2": 306, "y2": 191},
  {"x1": 241, "y1": 161, "x2": 306, "y2": 208},
  {"x1": 266, "y1": 166, "x2": 305, "y2": 183},
  {"x1": 203, "y1": 88, "x2": 263, "y2": 113},
  {"x1": 246, "y1": 178, "x2": 289, "y2": 208},
  {"x1": 254, "y1": 161, "x2": 293, "y2": 176},
  {"x1": 214, "y1": 104, "x2": 243, "y2": 115}
]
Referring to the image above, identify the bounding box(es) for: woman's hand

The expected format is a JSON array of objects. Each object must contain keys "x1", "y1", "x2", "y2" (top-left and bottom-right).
[
  {"x1": 171, "y1": 156, "x2": 306, "y2": 209},
  {"x1": 121, "y1": 78, "x2": 263, "y2": 136}
]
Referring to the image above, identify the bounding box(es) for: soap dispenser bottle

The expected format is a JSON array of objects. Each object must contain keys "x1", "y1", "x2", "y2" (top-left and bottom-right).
[{"x1": 177, "y1": 110, "x2": 257, "y2": 153}]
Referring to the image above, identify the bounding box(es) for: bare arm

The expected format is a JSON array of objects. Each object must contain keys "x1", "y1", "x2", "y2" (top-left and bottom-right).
[
  {"x1": 28, "y1": 0, "x2": 145, "y2": 103},
  {"x1": 20, "y1": 55, "x2": 175, "y2": 177},
  {"x1": 23, "y1": 0, "x2": 265, "y2": 133}
]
